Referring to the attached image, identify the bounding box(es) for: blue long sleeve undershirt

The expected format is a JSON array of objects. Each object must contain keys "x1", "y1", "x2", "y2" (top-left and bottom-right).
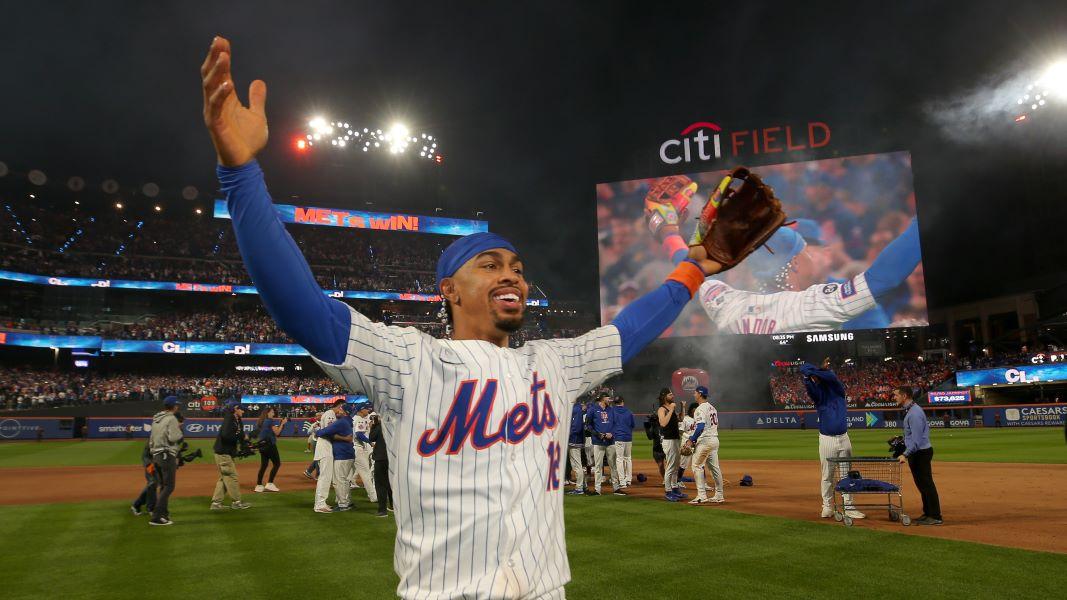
[
  {"x1": 355, "y1": 432, "x2": 371, "y2": 444},
  {"x1": 218, "y1": 160, "x2": 692, "y2": 366},
  {"x1": 665, "y1": 218, "x2": 919, "y2": 300},
  {"x1": 689, "y1": 423, "x2": 705, "y2": 443},
  {"x1": 864, "y1": 218, "x2": 920, "y2": 298}
]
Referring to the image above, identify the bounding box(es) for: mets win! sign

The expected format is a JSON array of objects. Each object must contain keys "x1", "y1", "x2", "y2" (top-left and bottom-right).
[{"x1": 214, "y1": 200, "x2": 488, "y2": 236}]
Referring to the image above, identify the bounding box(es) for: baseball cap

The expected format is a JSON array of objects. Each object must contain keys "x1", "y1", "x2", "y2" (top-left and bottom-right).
[
  {"x1": 695, "y1": 386, "x2": 709, "y2": 397},
  {"x1": 224, "y1": 398, "x2": 241, "y2": 410},
  {"x1": 747, "y1": 226, "x2": 806, "y2": 281},
  {"x1": 163, "y1": 395, "x2": 180, "y2": 408},
  {"x1": 792, "y1": 219, "x2": 825, "y2": 246}
]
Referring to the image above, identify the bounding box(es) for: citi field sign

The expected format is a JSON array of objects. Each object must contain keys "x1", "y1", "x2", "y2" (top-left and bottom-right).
[{"x1": 659, "y1": 121, "x2": 832, "y2": 165}]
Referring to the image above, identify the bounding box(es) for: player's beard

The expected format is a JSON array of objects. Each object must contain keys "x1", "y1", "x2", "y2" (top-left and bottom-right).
[{"x1": 493, "y1": 312, "x2": 524, "y2": 334}]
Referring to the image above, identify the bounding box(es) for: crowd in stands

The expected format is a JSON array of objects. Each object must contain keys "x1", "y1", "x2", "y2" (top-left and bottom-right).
[
  {"x1": 1, "y1": 304, "x2": 579, "y2": 345},
  {"x1": 0, "y1": 367, "x2": 344, "y2": 411},
  {"x1": 770, "y1": 358, "x2": 955, "y2": 408},
  {"x1": 0, "y1": 198, "x2": 470, "y2": 293}
]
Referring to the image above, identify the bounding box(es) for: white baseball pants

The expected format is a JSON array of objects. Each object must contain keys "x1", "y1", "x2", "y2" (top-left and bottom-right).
[{"x1": 614, "y1": 440, "x2": 632, "y2": 486}]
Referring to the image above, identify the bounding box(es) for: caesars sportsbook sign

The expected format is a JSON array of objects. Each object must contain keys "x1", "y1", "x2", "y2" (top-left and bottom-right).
[{"x1": 658, "y1": 120, "x2": 831, "y2": 165}]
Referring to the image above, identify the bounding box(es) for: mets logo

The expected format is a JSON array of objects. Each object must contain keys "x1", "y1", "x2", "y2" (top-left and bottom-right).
[
  {"x1": 417, "y1": 373, "x2": 557, "y2": 456},
  {"x1": 681, "y1": 375, "x2": 699, "y2": 392}
]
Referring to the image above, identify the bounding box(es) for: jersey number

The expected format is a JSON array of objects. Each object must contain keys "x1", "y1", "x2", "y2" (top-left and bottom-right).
[{"x1": 546, "y1": 441, "x2": 561, "y2": 491}]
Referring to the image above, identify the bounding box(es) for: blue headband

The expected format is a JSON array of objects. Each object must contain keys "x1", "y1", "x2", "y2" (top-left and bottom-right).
[
  {"x1": 747, "y1": 226, "x2": 807, "y2": 281},
  {"x1": 436, "y1": 232, "x2": 518, "y2": 284}
]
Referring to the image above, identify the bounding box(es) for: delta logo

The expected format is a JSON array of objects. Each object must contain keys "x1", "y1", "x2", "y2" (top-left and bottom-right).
[{"x1": 659, "y1": 120, "x2": 832, "y2": 165}]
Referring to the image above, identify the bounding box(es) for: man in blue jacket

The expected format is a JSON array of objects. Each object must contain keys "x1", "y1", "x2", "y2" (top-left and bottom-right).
[
  {"x1": 893, "y1": 387, "x2": 942, "y2": 525},
  {"x1": 316, "y1": 404, "x2": 354, "y2": 512},
  {"x1": 587, "y1": 391, "x2": 624, "y2": 495},
  {"x1": 800, "y1": 359, "x2": 864, "y2": 520},
  {"x1": 566, "y1": 401, "x2": 588, "y2": 496},
  {"x1": 613, "y1": 396, "x2": 636, "y2": 489}
]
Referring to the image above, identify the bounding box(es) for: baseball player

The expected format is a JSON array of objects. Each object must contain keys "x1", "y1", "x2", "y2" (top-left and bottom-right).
[
  {"x1": 801, "y1": 359, "x2": 864, "y2": 519},
  {"x1": 312, "y1": 400, "x2": 343, "y2": 513},
  {"x1": 305, "y1": 412, "x2": 321, "y2": 453},
  {"x1": 316, "y1": 402, "x2": 354, "y2": 511},
  {"x1": 587, "y1": 391, "x2": 624, "y2": 495},
  {"x1": 350, "y1": 403, "x2": 378, "y2": 503},
  {"x1": 611, "y1": 396, "x2": 635, "y2": 488},
  {"x1": 683, "y1": 386, "x2": 724, "y2": 504},
  {"x1": 678, "y1": 402, "x2": 696, "y2": 485},
  {"x1": 203, "y1": 35, "x2": 724, "y2": 599},
  {"x1": 649, "y1": 200, "x2": 921, "y2": 335},
  {"x1": 656, "y1": 388, "x2": 686, "y2": 501},
  {"x1": 565, "y1": 401, "x2": 587, "y2": 495}
]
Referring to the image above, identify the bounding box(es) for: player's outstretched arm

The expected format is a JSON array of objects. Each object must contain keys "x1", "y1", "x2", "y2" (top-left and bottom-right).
[
  {"x1": 611, "y1": 253, "x2": 718, "y2": 363},
  {"x1": 865, "y1": 218, "x2": 920, "y2": 298},
  {"x1": 202, "y1": 36, "x2": 350, "y2": 364}
]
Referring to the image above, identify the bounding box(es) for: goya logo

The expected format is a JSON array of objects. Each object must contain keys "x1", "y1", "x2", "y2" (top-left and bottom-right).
[{"x1": 659, "y1": 120, "x2": 832, "y2": 165}]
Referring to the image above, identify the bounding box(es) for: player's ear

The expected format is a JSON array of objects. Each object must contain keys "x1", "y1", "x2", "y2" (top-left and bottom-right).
[{"x1": 440, "y1": 277, "x2": 460, "y2": 306}]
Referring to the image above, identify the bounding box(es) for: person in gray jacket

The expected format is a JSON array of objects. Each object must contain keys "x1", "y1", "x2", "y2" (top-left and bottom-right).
[{"x1": 148, "y1": 396, "x2": 184, "y2": 526}]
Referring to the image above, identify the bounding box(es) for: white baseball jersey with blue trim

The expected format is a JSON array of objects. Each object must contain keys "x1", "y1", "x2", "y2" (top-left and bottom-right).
[
  {"x1": 315, "y1": 305, "x2": 622, "y2": 599},
  {"x1": 693, "y1": 402, "x2": 719, "y2": 442},
  {"x1": 697, "y1": 272, "x2": 876, "y2": 334}
]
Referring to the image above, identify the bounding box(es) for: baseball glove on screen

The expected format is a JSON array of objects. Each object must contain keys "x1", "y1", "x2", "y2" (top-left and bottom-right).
[
  {"x1": 679, "y1": 443, "x2": 695, "y2": 457},
  {"x1": 688, "y1": 167, "x2": 787, "y2": 271},
  {"x1": 644, "y1": 175, "x2": 698, "y2": 240}
]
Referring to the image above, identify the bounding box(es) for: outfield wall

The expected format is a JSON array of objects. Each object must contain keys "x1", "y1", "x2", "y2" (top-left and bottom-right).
[
  {"x1": 707, "y1": 403, "x2": 1067, "y2": 430},
  {"x1": 0, "y1": 417, "x2": 75, "y2": 440},
  {"x1": 85, "y1": 417, "x2": 320, "y2": 439}
]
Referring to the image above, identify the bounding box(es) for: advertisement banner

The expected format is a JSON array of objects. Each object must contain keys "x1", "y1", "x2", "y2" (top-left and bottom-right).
[
  {"x1": 0, "y1": 417, "x2": 74, "y2": 440},
  {"x1": 214, "y1": 200, "x2": 488, "y2": 236},
  {"x1": 927, "y1": 390, "x2": 972, "y2": 405},
  {"x1": 982, "y1": 405, "x2": 1067, "y2": 427},
  {"x1": 956, "y1": 364, "x2": 1067, "y2": 387},
  {"x1": 0, "y1": 269, "x2": 544, "y2": 306},
  {"x1": 100, "y1": 340, "x2": 309, "y2": 356},
  {"x1": 0, "y1": 331, "x2": 102, "y2": 349},
  {"x1": 87, "y1": 417, "x2": 321, "y2": 439},
  {"x1": 240, "y1": 394, "x2": 368, "y2": 404}
]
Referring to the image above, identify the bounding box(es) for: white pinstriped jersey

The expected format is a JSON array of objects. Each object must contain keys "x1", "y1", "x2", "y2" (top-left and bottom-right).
[
  {"x1": 680, "y1": 415, "x2": 695, "y2": 442},
  {"x1": 697, "y1": 272, "x2": 877, "y2": 334},
  {"x1": 314, "y1": 305, "x2": 622, "y2": 600},
  {"x1": 313, "y1": 409, "x2": 337, "y2": 460},
  {"x1": 693, "y1": 402, "x2": 718, "y2": 442},
  {"x1": 352, "y1": 413, "x2": 371, "y2": 449}
]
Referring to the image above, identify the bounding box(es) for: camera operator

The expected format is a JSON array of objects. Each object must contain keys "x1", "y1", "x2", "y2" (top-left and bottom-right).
[
  {"x1": 254, "y1": 406, "x2": 287, "y2": 493},
  {"x1": 130, "y1": 439, "x2": 157, "y2": 517},
  {"x1": 369, "y1": 412, "x2": 393, "y2": 517},
  {"x1": 210, "y1": 399, "x2": 252, "y2": 510},
  {"x1": 148, "y1": 396, "x2": 183, "y2": 526}
]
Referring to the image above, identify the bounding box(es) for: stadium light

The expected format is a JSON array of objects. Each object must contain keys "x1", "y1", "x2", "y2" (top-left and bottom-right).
[
  {"x1": 154, "y1": 205, "x2": 162, "y2": 212},
  {"x1": 301, "y1": 116, "x2": 442, "y2": 162},
  {"x1": 1015, "y1": 58, "x2": 1066, "y2": 121},
  {"x1": 115, "y1": 202, "x2": 123, "y2": 209},
  {"x1": 195, "y1": 208, "x2": 203, "y2": 215}
]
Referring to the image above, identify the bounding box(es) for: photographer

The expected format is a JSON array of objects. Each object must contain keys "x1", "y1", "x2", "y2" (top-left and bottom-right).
[
  {"x1": 148, "y1": 396, "x2": 183, "y2": 526},
  {"x1": 369, "y1": 413, "x2": 393, "y2": 517},
  {"x1": 130, "y1": 440, "x2": 157, "y2": 516},
  {"x1": 254, "y1": 407, "x2": 287, "y2": 493},
  {"x1": 210, "y1": 399, "x2": 252, "y2": 510}
]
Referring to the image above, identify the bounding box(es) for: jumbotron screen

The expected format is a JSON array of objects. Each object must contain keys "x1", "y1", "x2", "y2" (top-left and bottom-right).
[{"x1": 596, "y1": 151, "x2": 927, "y2": 336}]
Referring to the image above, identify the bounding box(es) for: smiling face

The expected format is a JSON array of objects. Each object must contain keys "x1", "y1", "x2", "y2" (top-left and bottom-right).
[{"x1": 440, "y1": 248, "x2": 529, "y2": 343}]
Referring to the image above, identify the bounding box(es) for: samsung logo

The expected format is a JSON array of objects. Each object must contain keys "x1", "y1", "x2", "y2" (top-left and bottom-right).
[{"x1": 805, "y1": 332, "x2": 855, "y2": 342}]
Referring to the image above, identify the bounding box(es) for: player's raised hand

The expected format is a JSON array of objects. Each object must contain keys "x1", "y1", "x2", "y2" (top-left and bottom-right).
[
  {"x1": 686, "y1": 244, "x2": 723, "y2": 276},
  {"x1": 201, "y1": 36, "x2": 268, "y2": 167}
]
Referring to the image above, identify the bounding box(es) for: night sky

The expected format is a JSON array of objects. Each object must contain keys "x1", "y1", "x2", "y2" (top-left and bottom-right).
[{"x1": 2, "y1": 1, "x2": 1066, "y2": 309}]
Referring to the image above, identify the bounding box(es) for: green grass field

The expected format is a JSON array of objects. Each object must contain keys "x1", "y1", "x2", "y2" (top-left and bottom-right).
[
  {"x1": 2, "y1": 427, "x2": 1063, "y2": 468},
  {"x1": 1, "y1": 429, "x2": 1065, "y2": 598}
]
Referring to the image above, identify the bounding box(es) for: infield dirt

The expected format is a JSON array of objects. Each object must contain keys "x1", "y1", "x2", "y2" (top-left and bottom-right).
[{"x1": 2, "y1": 458, "x2": 1064, "y2": 554}]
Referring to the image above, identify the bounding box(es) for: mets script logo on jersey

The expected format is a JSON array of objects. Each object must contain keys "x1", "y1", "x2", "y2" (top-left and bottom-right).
[{"x1": 417, "y1": 373, "x2": 558, "y2": 456}]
